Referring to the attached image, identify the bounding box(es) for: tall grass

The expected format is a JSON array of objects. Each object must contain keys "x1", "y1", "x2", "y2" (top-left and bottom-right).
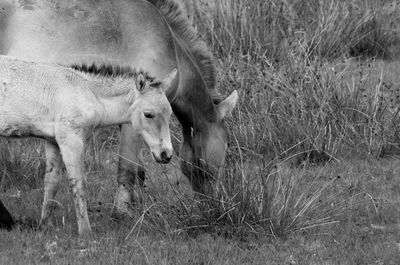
[
  {"x1": 170, "y1": 0, "x2": 400, "y2": 237},
  {"x1": 183, "y1": 0, "x2": 400, "y2": 157},
  {"x1": 185, "y1": 0, "x2": 399, "y2": 61}
]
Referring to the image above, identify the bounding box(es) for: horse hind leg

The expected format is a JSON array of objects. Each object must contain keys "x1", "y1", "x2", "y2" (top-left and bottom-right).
[
  {"x1": 40, "y1": 141, "x2": 63, "y2": 227},
  {"x1": 115, "y1": 124, "x2": 146, "y2": 213}
]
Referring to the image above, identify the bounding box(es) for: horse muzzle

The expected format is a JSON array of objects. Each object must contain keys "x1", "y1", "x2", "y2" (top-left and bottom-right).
[{"x1": 152, "y1": 149, "x2": 173, "y2": 164}]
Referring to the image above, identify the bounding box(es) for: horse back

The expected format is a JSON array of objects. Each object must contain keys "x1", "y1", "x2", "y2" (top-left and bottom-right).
[{"x1": 1, "y1": 0, "x2": 178, "y2": 79}]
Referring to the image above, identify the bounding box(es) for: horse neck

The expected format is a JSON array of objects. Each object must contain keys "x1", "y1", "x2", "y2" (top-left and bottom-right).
[
  {"x1": 174, "y1": 47, "x2": 217, "y2": 132},
  {"x1": 86, "y1": 77, "x2": 137, "y2": 126}
]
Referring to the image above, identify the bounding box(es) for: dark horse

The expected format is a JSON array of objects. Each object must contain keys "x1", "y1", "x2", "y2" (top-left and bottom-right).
[
  {"x1": 0, "y1": 199, "x2": 14, "y2": 230},
  {"x1": 0, "y1": 0, "x2": 238, "y2": 212}
]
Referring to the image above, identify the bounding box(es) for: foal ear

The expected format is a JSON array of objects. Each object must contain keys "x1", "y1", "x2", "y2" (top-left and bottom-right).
[
  {"x1": 151, "y1": 69, "x2": 177, "y2": 91},
  {"x1": 216, "y1": 90, "x2": 239, "y2": 121},
  {"x1": 136, "y1": 73, "x2": 147, "y2": 92}
]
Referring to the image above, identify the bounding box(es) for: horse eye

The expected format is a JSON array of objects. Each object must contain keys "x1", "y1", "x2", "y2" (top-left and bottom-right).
[{"x1": 144, "y1": 112, "x2": 155, "y2": 119}]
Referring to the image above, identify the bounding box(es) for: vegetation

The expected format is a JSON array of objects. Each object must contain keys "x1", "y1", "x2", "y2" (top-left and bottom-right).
[{"x1": 1, "y1": 0, "x2": 400, "y2": 264}]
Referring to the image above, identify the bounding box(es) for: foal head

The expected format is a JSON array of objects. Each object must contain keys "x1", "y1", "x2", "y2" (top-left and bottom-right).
[{"x1": 130, "y1": 69, "x2": 177, "y2": 164}]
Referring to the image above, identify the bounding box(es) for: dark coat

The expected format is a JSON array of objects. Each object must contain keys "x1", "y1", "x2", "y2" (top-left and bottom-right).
[{"x1": 0, "y1": 199, "x2": 14, "y2": 230}]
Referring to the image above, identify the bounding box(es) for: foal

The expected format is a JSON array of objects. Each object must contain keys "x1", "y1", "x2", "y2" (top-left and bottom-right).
[{"x1": 0, "y1": 56, "x2": 176, "y2": 234}]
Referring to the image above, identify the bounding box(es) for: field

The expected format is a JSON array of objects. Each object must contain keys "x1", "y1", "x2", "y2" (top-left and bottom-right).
[{"x1": 1, "y1": 0, "x2": 400, "y2": 264}]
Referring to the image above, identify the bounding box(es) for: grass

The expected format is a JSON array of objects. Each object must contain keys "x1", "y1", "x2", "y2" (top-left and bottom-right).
[
  {"x1": 2, "y1": 0, "x2": 400, "y2": 264},
  {"x1": 1, "y1": 156, "x2": 400, "y2": 264}
]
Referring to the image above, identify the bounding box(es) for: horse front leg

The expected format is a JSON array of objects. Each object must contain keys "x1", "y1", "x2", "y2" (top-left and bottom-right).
[
  {"x1": 115, "y1": 124, "x2": 145, "y2": 212},
  {"x1": 55, "y1": 128, "x2": 91, "y2": 235},
  {"x1": 40, "y1": 141, "x2": 63, "y2": 227}
]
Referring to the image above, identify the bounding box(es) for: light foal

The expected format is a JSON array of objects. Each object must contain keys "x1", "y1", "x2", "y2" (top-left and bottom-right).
[{"x1": 0, "y1": 55, "x2": 177, "y2": 234}]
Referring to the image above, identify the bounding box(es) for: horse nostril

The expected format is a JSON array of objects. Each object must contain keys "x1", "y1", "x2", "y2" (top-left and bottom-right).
[{"x1": 161, "y1": 151, "x2": 171, "y2": 163}]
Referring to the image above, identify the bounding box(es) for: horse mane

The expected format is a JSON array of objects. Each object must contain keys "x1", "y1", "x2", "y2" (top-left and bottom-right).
[
  {"x1": 70, "y1": 63, "x2": 155, "y2": 82},
  {"x1": 145, "y1": 0, "x2": 222, "y2": 103}
]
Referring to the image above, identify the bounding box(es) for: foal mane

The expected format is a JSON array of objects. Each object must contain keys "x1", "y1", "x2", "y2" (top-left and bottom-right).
[
  {"x1": 145, "y1": 0, "x2": 222, "y2": 103},
  {"x1": 70, "y1": 63, "x2": 155, "y2": 82},
  {"x1": 69, "y1": 63, "x2": 158, "y2": 97}
]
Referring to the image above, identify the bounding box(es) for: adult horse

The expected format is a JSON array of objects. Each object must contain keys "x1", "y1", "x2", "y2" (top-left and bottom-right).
[{"x1": 0, "y1": 0, "x2": 238, "y2": 210}]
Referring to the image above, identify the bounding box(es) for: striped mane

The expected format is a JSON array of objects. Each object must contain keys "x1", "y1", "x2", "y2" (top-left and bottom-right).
[
  {"x1": 70, "y1": 63, "x2": 155, "y2": 82},
  {"x1": 145, "y1": 0, "x2": 222, "y2": 103},
  {"x1": 69, "y1": 63, "x2": 158, "y2": 97}
]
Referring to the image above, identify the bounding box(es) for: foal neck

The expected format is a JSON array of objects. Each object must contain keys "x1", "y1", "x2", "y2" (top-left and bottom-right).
[
  {"x1": 88, "y1": 77, "x2": 137, "y2": 100},
  {"x1": 87, "y1": 77, "x2": 139, "y2": 126}
]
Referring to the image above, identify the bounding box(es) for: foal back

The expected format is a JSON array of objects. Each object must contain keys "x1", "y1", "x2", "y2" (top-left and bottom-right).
[{"x1": 0, "y1": 56, "x2": 98, "y2": 138}]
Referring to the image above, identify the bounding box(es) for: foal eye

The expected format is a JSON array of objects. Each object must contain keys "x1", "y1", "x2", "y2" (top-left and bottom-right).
[{"x1": 144, "y1": 112, "x2": 155, "y2": 119}]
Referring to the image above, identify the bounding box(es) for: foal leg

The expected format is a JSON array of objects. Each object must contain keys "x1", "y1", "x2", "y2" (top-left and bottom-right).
[
  {"x1": 40, "y1": 141, "x2": 63, "y2": 226},
  {"x1": 115, "y1": 124, "x2": 145, "y2": 212},
  {"x1": 56, "y1": 128, "x2": 91, "y2": 235}
]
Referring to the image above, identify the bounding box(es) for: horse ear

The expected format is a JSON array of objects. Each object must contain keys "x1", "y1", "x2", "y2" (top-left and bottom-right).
[
  {"x1": 152, "y1": 68, "x2": 177, "y2": 91},
  {"x1": 136, "y1": 72, "x2": 147, "y2": 92},
  {"x1": 216, "y1": 90, "x2": 238, "y2": 121}
]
